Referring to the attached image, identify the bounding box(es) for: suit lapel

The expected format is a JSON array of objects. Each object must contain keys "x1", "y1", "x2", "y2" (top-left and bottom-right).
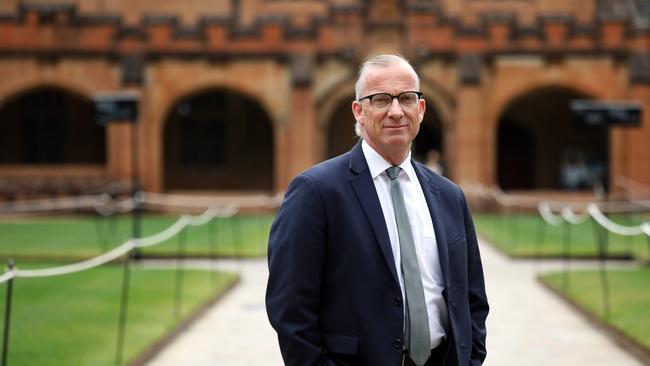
[
  {"x1": 413, "y1": 162, "x2": 450, "y2": 287},
  {"x1": 348, "y1": 142, "x2": 400, "y2": 287}
]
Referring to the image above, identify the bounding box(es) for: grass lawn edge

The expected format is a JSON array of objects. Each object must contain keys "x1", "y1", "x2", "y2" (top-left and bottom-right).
[
  {"x1": 537, "y1": 276, "x2": 650, "y2": 366},
  {"x1": 128, "y1": 274, "x2": 242, "y2": 366},
  {"x1": 476, "y1": 234, "x2": 636, "y2": 261}
]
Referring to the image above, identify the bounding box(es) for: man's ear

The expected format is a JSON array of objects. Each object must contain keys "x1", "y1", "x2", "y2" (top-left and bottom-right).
[
  {"x1": 418, "y1": 97, "x2": 426, "y2": 122},
  {"x1": 352, "y1": 101, "x2": 364, "y2": 125}
]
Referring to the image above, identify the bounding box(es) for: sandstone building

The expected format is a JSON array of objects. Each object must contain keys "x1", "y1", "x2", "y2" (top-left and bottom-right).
[{"x1": 0, "y1": 0, "x2": 648, "y2": 196}]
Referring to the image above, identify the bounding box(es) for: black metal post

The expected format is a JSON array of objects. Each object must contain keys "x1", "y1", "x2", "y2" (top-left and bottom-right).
[
  {"x1": 114, "y1": 122, "x2": 141, "y2": 365},
  {"x1": 562, "y1": 223, "x2": 572, "y2": 291},
  {"x1": 512, "y1": 211, "x2": 521, "y2": 256},
  {"x1": 173, "y1": 228, "x2": 187, "y2": 319},
  {"x1": 207, "y1": 218, "x2": 218, "y2": 287},
  {"x1": 535, "y1": 217, "x2": 547, "y2": 259},
  {"x1": 131, "y1": 122, "x2": 142, "y2": 260},
  {"x1": 233, "y1": 213, "x2": 242, "y2": 259},
  {"x1": 592, "y1": 220, "x2": 611, "y2": 319},
  {"x1": 534, "y1": 217, "x2": 547, "y2": 272},
  {"x1": 115, "y1": 251, "x2": 133, "y2": 366},
  {"x1": 2, "y1": 259, "x2": 15, "y2": 366}
]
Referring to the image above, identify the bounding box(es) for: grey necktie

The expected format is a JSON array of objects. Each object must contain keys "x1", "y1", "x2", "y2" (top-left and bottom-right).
[{"x1": 386, "y1": 166, "x2": 430, "y2": 366}]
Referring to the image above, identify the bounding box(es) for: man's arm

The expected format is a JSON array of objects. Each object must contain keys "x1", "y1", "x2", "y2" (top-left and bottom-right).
[
  {"x1": 461, "y1": 192, "x2": 489, "y2": 365},
  {"x1": 266, "y1": 173, "x2": 333, "y2": 366}
]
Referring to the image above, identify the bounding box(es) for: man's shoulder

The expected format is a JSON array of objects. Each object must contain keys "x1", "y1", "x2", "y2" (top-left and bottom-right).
[{"x1": 302, "y1": 151, "x2": 351, "y2": 181}]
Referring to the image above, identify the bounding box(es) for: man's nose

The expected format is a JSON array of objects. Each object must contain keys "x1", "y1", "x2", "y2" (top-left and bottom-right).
[{"x1": 387, "y1": 97, "x2": 404, "y2": 118}]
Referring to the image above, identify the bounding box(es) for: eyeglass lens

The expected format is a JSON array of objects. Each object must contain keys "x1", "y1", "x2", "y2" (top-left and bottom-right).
[{"x1": 371, "y1": 92, "x2": 419, "y2": 109}]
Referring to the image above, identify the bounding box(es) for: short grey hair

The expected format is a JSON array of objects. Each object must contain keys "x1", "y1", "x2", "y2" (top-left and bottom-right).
[{"x1": 353, "y1": 54, "x2": 420, "y2": 136}]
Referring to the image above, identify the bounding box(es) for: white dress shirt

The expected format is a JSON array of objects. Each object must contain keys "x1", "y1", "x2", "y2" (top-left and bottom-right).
[{"x1": 361, "y1": 140, "x2": 449, "y2": 349}]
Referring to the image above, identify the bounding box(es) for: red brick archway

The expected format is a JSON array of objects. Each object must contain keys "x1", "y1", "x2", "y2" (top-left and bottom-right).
[
  {"x1": 163, "y1": 88, "x2": 274, "y2": 192},
  {"x1": 0, "y1": 86, "x2": 105, "y2": 165},
  {"x1": 496, "y1": 86, "x2": 608, "y2": 190}
]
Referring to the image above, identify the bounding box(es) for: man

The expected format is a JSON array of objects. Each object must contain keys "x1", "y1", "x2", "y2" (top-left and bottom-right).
[{"x1": 266, "y1": 54, "x2": 489, "y2": 366}]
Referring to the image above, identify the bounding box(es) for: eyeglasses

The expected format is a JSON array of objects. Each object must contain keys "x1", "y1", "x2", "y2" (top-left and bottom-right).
[{"x1": 358, "y1": 91, "x2": 423, "y2": 111}]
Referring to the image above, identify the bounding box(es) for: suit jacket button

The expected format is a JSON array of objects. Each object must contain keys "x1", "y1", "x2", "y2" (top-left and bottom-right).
[
  {"x1": 393, "y1": 296, "x2": 402, "y2": 306},
  {"x1": 392, "y1": 338, "x2": 403, "y2": 349}
]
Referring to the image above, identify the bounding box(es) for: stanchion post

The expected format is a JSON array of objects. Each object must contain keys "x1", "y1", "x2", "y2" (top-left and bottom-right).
[
  {"x1": 591, "y1": 220, "x2": 611, "y2": 319},
  {"x1": 207, "y1": 218, "x2": 218, "y2": 287},
  {"x1": 130, "y1": 120, "x2": 142, "y2": 261},
  {"x1": 562, "y1": 222, "x2": 572, "y2": 291},
  {"x1": 535, "y1": 217, "x2": 547, "y2": 259},
  {"x1": 115, "y1": 250, "x2": 133, "y2": 365},
  {"x1": 233, "y1": 212, "x2": 242, "y2": 259},
  {"x1": 173, "y1": 229, "x2": 187, "y2": 319},
  {"x1": 513, "y1": 210, "x2": 521, "y2": 256},
  {"x1": 2, "y1": 259, "x2": 15, "y2": 366}
]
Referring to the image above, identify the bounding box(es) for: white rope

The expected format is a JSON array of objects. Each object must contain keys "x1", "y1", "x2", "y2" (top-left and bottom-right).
[
  {"x1": 93, "y1": 195, "x2": 137, "y2": 216},
  {"x1": 537, "y1": 202, "x2": 564, "y2": 226},
  {"x1": 587, "y1": 203, "x2": 650, "y2": 237},
  {"x1": 134, "y1": 216, "x2": 191, "y2": 248},
  {"x1": 14, "y1": 240, "x2": 136, "y2": 278},
  {"x1": 0, "y1": 270, "x2": 16, "y2": 284},
  {"x1": 0, "y1": 206, "x2": 228, "y2": 284},
  {"x1": 142, "y1": 191, "x2": 282, "y2": 210},
  {"x1": 465, "y1": 183, "x2": 650, "y2": 213},
  {"x1": 560, "y1": 206, "x2": 590, "y2": 225}
]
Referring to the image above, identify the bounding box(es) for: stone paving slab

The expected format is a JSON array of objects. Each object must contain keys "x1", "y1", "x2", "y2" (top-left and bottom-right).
[{"x1": 144, "y1": 240, "x2": 645, "y2": 366}]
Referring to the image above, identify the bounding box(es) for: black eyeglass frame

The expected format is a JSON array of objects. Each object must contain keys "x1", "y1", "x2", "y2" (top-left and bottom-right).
[{"x1": 357, "y1": 91, "x2": 423, "y2": 108}]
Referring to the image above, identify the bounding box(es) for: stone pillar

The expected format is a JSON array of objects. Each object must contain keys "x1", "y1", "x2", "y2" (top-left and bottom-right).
[
  {"x1": 106, "y1": 122, "x2": 134, "y2": 181},
  {"x1": 282, "y1": 54, "x2": 318, "y2": 189},
  {"x1": 452, "y1": 54, "x2": 488, "y2": 186},
  {"x1": 611, "y1": 87, "x2": 650, "y2": 187},
  {"x1": 611, "y1": 53, "x2": 650, "y2": 188}
]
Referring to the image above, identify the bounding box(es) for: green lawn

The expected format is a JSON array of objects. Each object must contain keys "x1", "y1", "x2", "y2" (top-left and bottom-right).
[
  {"x1": 541, "y1": 268, "x2": 650, "y2": 352},
  {"x1": 474, "y1": 213, "x2": 650, "y2": 260},
  {"x1": 0, "y1": 263, "x2": 238, "y2": 366},
  {"x1": 0, "y1": 213, "x2": 274, "y2": 262}
]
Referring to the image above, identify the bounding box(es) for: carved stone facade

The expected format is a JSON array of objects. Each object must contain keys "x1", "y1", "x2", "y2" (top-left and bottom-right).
[{"x1": 0, "y1": 0, "x2": 648, "y2": 195}]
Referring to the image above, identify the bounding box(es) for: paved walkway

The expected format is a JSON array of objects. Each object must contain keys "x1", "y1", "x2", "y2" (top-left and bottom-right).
[{"x1": 144, "y1": 240, "x2": 644, "y2": 366}]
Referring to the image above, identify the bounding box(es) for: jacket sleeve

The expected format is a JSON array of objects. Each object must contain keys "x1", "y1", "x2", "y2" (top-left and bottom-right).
[
  {"x1": 461, "y1": 191, "x2": 489, "y2": 365},
  {"x1": 265, "y1": 173, "x2": 333, "y2": 366}
]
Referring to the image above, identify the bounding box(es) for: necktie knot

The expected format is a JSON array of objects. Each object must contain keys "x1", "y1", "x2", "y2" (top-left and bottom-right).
[{"x1": 386, "y1": 166, "x2": 401, "y2": 181}]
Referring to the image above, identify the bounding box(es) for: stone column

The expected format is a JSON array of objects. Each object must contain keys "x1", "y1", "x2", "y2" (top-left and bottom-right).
[
  {"x1": 611, "y1": 53, "x2": 650, "y2": 188},
  {"x1": 106, "y1": 122, "x2": 134, "y2": 181},
  {"x1": 452, "y1": 54, "x2": 488, "y2": 186},
  {"x1": 282, "y1": 54, "x2": 318, "y2": 189}
]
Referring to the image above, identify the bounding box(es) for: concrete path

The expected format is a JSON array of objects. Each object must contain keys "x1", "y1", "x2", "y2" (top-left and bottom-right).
[{"x1": 144, "y1": 240, "x2": 644, "y2": 366}]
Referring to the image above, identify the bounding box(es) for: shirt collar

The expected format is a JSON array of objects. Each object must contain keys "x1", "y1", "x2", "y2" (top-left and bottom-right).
[{"x1": 361, "y1": 140, "x2": 415, "y2": 181}]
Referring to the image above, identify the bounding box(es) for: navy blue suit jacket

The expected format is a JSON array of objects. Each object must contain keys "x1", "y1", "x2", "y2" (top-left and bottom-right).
[{"x1": 266, "y1": 142, "x2": 489, "y2": 366}]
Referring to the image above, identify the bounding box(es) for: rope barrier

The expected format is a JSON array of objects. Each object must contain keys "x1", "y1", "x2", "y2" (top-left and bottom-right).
[
  {"x1": 587, "y1": 203, "x2": 650, "y2": 237},
  {"x1": 537, "y1": 202, "x2": 564, "y2": 226},
  {"x1": 560, "y1": 207, "x2": 590, "y2": 225},
  {"x1": 463, "y1": 183, "x2": 650, "y2": 213},
  {"x1": 141, "y1": 192, "x2": 283, "y2": 210},
  {"x1": 464, "y1": 183, "x2": 650, "y2": 238},
  {"x1": 93, "y1": 195, "x2": 137, "y2": 216},
  {"x1": 0, "y1": 194, "x2": 106, "y2": 214},
  {"x1": 0, "y1": 205, "x2": 242, "y2": 284},
  {"x1": 13, "y1": 240, "x2": 136, "y2": 279},
  {"x1": 0, "y1": 191, "x2": 284, "y2": 215}
]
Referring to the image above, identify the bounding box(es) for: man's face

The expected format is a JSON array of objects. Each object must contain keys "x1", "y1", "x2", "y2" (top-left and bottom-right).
[{"x1": 352, "y1": 62, "x2": 425, "y2": 164}]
